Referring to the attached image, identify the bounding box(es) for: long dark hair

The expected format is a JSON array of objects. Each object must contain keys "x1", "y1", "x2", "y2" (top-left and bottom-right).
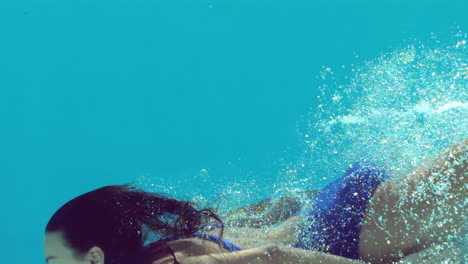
[{"x1": 45, "y1": 184, "x2": 223, "y2": 264}]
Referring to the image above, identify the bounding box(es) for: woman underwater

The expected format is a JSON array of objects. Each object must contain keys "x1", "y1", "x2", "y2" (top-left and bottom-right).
[{"x1": 44, "y1": 138, "x2": 467, "y2": 264}]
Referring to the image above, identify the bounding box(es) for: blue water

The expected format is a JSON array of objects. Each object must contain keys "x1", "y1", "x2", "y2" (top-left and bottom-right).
[{"x1": 1, "y1": 1, "x2": 467, "y2": 263}]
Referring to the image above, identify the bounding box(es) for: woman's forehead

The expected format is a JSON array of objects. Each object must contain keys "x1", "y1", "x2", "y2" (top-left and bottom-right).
[{"x1": 44, "y1": 232, "x2": 70, "y2": 256}]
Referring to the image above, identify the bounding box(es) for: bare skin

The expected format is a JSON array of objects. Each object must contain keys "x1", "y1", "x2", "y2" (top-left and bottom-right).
[{"x1": 152, "y1": 138, "x2": 467, "y2": 264}]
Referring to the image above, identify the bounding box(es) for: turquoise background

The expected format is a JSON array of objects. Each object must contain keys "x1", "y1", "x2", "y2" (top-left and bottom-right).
[{"x1": 0, "y1": 0, "x2": 467, "y2": 263}]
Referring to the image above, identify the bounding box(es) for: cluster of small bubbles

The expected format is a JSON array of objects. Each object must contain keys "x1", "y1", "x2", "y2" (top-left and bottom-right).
[
  {"x1": 133, "y1": 175, "x2": 179, "y2": 196},
  {"x1": 213, "y1": 180, "x2": 261, "y2": 213},
  {"x1": 294, "y1": 33, "x2": 467, "y2": 181}
]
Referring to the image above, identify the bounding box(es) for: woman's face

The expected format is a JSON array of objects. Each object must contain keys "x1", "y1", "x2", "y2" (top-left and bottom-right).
[{"x1": 44, "y1": 232, "x2": 104, "y2": 264}]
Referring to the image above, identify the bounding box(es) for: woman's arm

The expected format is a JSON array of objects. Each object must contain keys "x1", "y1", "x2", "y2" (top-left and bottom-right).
[{"x1": 179, "y1": 245, "x2": 368, "y2": 264}]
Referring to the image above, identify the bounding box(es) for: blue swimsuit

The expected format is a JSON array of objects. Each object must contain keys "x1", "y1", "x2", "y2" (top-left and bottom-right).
[
  {"x1": 294, "y1": 162, "x2": 389, "y2": 259},
  {"x1": 148, "y1": 162, "x2": 388, "y2": 260}
]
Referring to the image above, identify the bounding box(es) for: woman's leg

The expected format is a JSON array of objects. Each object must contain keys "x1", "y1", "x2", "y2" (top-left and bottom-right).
[{"x1": 359, "y1": 139, "x2": 467, "y2": 263}]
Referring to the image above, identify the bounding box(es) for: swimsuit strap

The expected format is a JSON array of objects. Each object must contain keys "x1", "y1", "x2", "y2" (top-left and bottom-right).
[
  {"x1": 145, "y1": 233, "x2": 243, "y2": 252},
  {"x1": 194, "y1": 233, "x2": 243, "y2": 252}
]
